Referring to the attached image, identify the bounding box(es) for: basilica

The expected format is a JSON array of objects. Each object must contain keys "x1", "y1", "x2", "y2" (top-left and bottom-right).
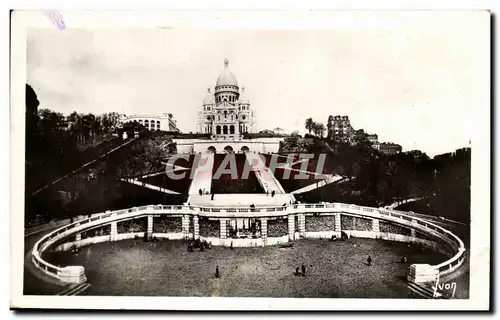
[
  {"x1": 197, "y1": 59, "x2": 255, "y2": 139},
  {"x1": 175, "y1": 58, "x2": 281, "y2": 154}
]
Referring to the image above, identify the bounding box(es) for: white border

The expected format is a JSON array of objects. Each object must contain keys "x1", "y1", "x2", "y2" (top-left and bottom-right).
[{"x1": 8, "y1": 6, "x2": 491, "y2": 312}]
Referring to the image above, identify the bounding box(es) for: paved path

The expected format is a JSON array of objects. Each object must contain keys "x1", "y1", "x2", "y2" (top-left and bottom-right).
[
  {"x1": 291, "y1": 174, "x2": 345, "y2": 194},
  {"x1": 188, "y1": 152, "x2": 214, "y2": 195},
  {"x1": 31, "y1": 137, "x2": 138, "y2": 196},
  {"x1": 385, "y1": 197, "x2": 467, "y2": 227},
  {"x1": 121, "y1": 178, "x2": 181, "y2": 195},
  {"x1": 23, "y1": 225, "x2": 69, "y2": 295},
  {"x1": 384, "y1": 197, "x2": 425, "y2": 210}
]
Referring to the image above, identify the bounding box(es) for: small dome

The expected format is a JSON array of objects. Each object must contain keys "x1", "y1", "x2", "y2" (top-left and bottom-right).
[
  {"x1": 203, "y1": 88, "x2": 214, "y2": 105},
  {"x1": 216, "y1": 58, "x2": 238, "y2": 87},
  {"x1": 239, "y1": 87, "x2": 249, "y2": 103}
]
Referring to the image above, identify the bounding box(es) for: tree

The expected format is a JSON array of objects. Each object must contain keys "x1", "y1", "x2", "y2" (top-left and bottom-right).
[
  {"x1": 305, "y1": 118, "x2": 314, "y2": 135},
  {"x1": 25, "y1": 84, "x2": 40, "y2": 136},
  {"x1": 311, "y1": 122, "x2": 326, "y2": 138},
  {"x1": 284, "y1": 132, "x2": 300, "y2": 146},
  {"x1": 317, "y1": 123, "x2": 326, "y2": 138}
]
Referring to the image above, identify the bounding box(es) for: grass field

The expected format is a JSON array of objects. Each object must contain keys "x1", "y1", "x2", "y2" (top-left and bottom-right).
[{"x1": 42, "y1": 238, "x2": 458, "y2": 298}]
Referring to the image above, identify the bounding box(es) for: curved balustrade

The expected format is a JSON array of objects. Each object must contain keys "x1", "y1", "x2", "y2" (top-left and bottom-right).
[{"x1": 31, "y1": 202, "x2": 466, "y2": 284}]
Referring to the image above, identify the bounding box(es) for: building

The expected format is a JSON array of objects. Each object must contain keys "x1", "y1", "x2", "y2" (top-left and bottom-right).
[
  {"x1": 174, "y1": 59, "x2": 281, "y2": 154},
  {"x1": 367, "y1": 134, "x2": 378, "y2": 145},
  {"x1": 405, "y1": 150, "x2": 425, "y2": 158},
  {"x1": 378, "y1": 142, "x2": 402, "y2": 155},
  {"x1": 197, "y1": 58, "x2": 256, "y2": 139},
  {"x1": 119, "y1": 113, "x2": 179, "y2": 132},
  {"x1": 327, "y1": 115, "x2": 354, "y2": 143}
]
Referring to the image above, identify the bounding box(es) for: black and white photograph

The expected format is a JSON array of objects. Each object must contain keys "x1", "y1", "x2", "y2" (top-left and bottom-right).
[{"x1": 9, "y1": 9, "x2": 490, "y2": 311}]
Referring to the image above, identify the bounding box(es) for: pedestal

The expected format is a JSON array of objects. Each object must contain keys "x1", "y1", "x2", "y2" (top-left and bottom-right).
[
  {"x1": 408, "y1": 264, "x2": 439, "y2": 284},
  {"x1": 59, "y1": 266, "x2": 87, "y2": 284}
]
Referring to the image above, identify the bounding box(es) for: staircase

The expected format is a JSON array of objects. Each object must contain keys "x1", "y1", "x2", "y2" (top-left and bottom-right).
[
  {"x1": 58, "y1": 283, "x2": 91, "y2": 296},
  {"x1": 407, "y1": 282, "x2": 446, "y2": 299}
]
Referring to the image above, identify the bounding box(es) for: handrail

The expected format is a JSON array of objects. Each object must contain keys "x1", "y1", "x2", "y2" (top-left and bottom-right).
[{"x1": 31, "y1": 202, "x2": 466, "y2": 283}]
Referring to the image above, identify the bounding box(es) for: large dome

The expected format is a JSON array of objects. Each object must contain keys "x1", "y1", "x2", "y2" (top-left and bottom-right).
[{"x1": 215, "y1": 58, "x2": 238, "y2": 87}]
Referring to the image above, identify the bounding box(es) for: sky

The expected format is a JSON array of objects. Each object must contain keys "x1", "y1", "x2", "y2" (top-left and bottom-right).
[{"x1": 27, "y1": 15, "x2": 488, "y2": 157}]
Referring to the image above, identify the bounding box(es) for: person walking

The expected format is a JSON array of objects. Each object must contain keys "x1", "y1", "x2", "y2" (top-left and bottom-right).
[
  {"x1": 367, "y1": 255, "x2": 372, "y2": 266},
  {"x1": 301, "y1": 264, "x2": 306, "y2": 277},
  {"x1": 215, "y1": 265, "x2": 220, "y2": 278}
]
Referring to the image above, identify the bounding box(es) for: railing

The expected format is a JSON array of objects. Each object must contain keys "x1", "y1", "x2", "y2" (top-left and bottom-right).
[{"x1": 31, "y1": 201, "x2": 466, "y2": 283}]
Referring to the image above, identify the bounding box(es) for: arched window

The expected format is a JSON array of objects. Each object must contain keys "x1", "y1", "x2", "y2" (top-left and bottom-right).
[
  {"x1": 139, "y1": 120, "x2": 143, "y2": 125},
  {"x1": 224, "y1": 111, "x2": 227, "y2": 118},
  {"x1": 144, "y1": 120, "x2": 149, "y2": 127},
  {"x1": 223, "y1": 125, "x2": 228, "y2": 134},
  {"x1": 230, "y1": 125, "x2": 235, "y2": 134},
  {"x1": 216, "y1": 125, "x2": 221, "y2": 134}
]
